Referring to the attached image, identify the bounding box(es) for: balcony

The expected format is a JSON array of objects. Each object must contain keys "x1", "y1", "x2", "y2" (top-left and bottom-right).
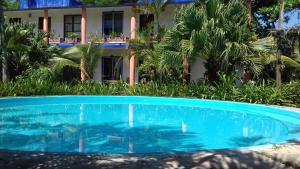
[
  {"x1": 49, "y1": 34, "x2": 129, "y2": 49},
  {"x1": 89, "y1": 34, "x2": 129, "y2": 44}
]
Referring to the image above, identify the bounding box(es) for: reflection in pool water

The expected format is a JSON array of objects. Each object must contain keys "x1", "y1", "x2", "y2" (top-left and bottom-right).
[{"x1": 0, "y1": 96, "x2": 300, "y2": 154}]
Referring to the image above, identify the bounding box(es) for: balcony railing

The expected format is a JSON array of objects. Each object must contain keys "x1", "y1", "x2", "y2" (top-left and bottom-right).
[
  {"x1": 49, "y1": 35, "x2": 129, "y2": 45},
  {"x1": 89, "y1": 34, "x2": 129, "y2": 44}
]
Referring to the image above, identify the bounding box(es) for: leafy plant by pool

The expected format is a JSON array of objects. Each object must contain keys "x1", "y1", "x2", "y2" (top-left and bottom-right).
[
  {"x1": 0, "y1": 79, "x2": 299, "y2": 108},
  {"x1": 0, "y1": 96, "x2": 299, "y2": 154}
]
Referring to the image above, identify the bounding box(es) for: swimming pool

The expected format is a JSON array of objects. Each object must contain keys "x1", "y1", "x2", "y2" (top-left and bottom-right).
[{"x1": 0, "y1": 96, "x2": 299, "y2": 154}]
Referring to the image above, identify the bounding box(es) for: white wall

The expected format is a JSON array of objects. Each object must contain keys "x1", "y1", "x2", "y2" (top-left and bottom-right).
[
  {"x1": 5, "y1": 7, "x2": 131, "y2": 40},
  {"x1": 5, "y1": 5, "x2": 177, "y2": 38},
  {"x1": 5, "y1": 4, "x2": 202, "y2": 84},
  {"x1": 4, "y1": 10, "x2": 43, "y2": 25},
  {"x1": 49, "y1": 8, "x2": 81, "y2": 37},
  {"x1": 94, "y1": 49, "x2": 130, "y2": 82},
  {"x1": 159, "y1": 5, "x2": 177, "y2": 29},
  {"x1": 190, "y1": 57, "x2": 206, "y2": 83}
]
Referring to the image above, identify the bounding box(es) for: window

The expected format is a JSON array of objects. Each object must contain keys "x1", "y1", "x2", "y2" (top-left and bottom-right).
[
  {"x1": 139, "y1": 14, "x2": 154, "y2": 31},
  {"x1": 102, "y1": 12, "x2": 123, "y2": 35},
  {"x1": 102, "y1": 56, "x2": 123, "y2": 81},
  {"x1": 9, "y1": 18, "x2": 21, "y2": 24},
  {"x1": 64, "y1": 15, "x2": 81, "y2": 38},
  {"x1": 38, "y1": 17, "x2": 51, "y2": 30}
]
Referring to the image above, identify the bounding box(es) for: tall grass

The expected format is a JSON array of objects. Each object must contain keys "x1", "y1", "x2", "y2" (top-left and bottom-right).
[{"x1": 0, "y1": 79, "x2": 299, "y2": 107}]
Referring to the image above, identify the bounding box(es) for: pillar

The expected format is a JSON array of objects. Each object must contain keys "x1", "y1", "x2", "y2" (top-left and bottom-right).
[
  {"x1": 81, "y1": 8, "x2": 87, "y2": 81},
  {"x1": 130, "y1": 6, "x2": 137, "y2": 86},
  {"x1": 81, "y1": 8, "x2": 87, "y2": 45},
  {"x1": 43, "y1": 10, "x2": 49, "y2": 43}
]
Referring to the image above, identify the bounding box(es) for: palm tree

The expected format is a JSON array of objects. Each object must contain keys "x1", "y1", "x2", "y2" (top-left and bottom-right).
[
  {"x1": 139, "y1": 0, "x2": 170, "y2": 31},
  {"x1": 3, "y1": 23, "x2": 54, "y2": 79},
  {"x1": 276, "y1": 0, "x2": 285, "y2": 87},
  {"x1": 250, "y1": 37, "x2": 300, "y2": 71},
  {"x1": 245, "y1": 0, "x2": 252, "y2": 24},
  {"x1": 0, "y1": 0, "x2": 7, "y2": 81},
  {"x1": 59, "y1": 42, "x2": 102, "y2": 81},
  {"x1": 156, "y1": 0, "x2": 258, "y2": 83},
  {"x1": 129, "y1": 22, "x2": 160, "y2": 81}
]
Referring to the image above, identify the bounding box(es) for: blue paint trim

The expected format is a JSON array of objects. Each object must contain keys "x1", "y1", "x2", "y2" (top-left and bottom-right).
[
  {"x1": 55, "y1": 43, "x2": 127, "y2": 49},
  {"x1": 102, "y1": 43, "x2": 127, "y2": 49},
  {"x1": 56, "y1": 43, "x2": 74, "y2": 49},
  {"x1": 5, "y1": 1, "x2": 193, "y2": 11},
  {"x1": 5, "y1": 3, "x2": 136, "y2": 11}
]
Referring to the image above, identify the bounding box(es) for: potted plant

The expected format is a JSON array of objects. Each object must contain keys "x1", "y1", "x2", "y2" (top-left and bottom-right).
[
  {"x1": 109, "y1": 32, "x2": 124, "y2": 42},
  {"x1": 89, "y1": 33, "x2": 103, "y2": 43},
  {"x1": 49, "y1": 31, "x2": 62, "y2": 44},
  {"x1": 66, "y1": 32, "x2": 79, "y2": 44}
]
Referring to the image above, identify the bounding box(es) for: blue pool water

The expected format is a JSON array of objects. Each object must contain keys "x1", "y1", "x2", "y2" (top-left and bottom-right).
[{"x1": 0, "y1": 96, "x2": 300, "y2": 154}]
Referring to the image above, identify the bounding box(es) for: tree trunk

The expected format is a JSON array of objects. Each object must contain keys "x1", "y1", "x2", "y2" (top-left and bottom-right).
[
  {"x1": 182, "y1": 58, "x2": 189, "y2": 84},
  {"x1": 0, "y1": 1, "x2": 8, "y2": 81},
  {"x1": 80, "y1": 57, "x2": 86, "y2": 81},
  {"x1": 204, "y1": 58, "x2": 220, "y2": 83},
  {"x1": 276, "y1": 0, "x2": 285, "y2": 87},
  {"x1": 154, "y1": 15, "x2": 160, "y2": 33},
  {"x1": 245, "y1": 0, "x2": 252, "y2": 25}
]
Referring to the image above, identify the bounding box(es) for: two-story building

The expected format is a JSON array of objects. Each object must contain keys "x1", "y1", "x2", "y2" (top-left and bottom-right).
[{"x1": 4, "y1": 0, "x2": 206, "y2": 84}]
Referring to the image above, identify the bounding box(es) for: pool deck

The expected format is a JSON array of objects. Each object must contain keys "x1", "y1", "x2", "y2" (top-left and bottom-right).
[
  {"x1": 0, "y1": 106, "x2": 299, "y2": 169},
  {"x1": 0, "y1": 148, "x2": 299, "y2": 169}
]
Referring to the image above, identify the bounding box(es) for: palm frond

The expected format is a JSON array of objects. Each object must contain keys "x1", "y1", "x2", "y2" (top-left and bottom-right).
[
  {"x1": 250, "y1": 37, "x2": 276, "y2": 52},
  {"x1": 62, "y1": 47, "x2": 82, "y2": 62}
]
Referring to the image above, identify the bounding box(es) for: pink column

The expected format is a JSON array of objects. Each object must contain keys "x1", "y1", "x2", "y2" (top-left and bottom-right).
[
  {"x1": 81, "y1": 8, "x2": 87, "y2": 81},
  {"x1": 43, "y1": 10, "x2": 49, "y2": 43},
  {"x1": 130, "y1": 6, "x2": 137, "y2": 86},
  {"x1": 81, "y1": 8, "x2": 87, "y2": 45}
]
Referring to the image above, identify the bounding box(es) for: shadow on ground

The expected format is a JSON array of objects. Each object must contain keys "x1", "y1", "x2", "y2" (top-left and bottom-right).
[{"x1": 0, "y1": 150, "x2": 290, "y2": 169}]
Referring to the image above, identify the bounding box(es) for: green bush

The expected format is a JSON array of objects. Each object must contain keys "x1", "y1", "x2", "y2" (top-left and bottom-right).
[
  {"x1": 0, "y1": 79, "x2": 299, "y2": 108},
  {"x1": 58, "y1": 65, "x2": 80, "y2": 83}
]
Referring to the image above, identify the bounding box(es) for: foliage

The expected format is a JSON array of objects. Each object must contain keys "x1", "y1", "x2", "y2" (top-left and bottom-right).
[
  {"x1": 151, "y1": 0, "x2": 260, "y2": 83},
  {"x1": 1, "y1": 77, "x2": 299, "y2": 107},
  {"x1": 60, "y1": 42, "x2": 102, "y2": 81},
  {"x1": 129, "y1": 22, "x2": 166, "y2": 82},
  {"x1": 16, "y1": 66, "x2": 55, "y2": 82},
  {"x1": 2, "y1": 23, "x2": 58, "y2": 79},
  {"x1": 78, "y1": 0, "x2": 121, "y2": 5},
  {"x1": 67, "y1": 32, "x2": 79, "y2": 39},
  {"x1": 250, "y1": 36, "x2": 300, "y2": 68},
  {"x1": 0, "y1": 0, "x2": 6, "y2": 81},
  {"x1": 253, "y1": 0, "x2": 300, "y2": 35},
  {"x1": 3, "y1": 0, "x2": 19, "y2": 10},
  {"x1": 249, "y1": 32, "x2": 300, "y2": 82},
  {"x1": 138, "y1": 0, "x2": 171, "y2": 29}
]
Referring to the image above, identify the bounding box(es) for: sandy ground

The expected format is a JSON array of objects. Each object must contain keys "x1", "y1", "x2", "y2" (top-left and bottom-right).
[
  {"x1": 0, "y1": 150, "x2": 294, "y2": 169},
  {"x1": 0, "y1": 140, "x2": 299, "y2": 169}
]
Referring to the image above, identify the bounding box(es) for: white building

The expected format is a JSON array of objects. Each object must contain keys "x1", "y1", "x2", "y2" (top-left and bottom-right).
[{"x1": 4, "y1": 0, "x2": 205, "y2": 84}]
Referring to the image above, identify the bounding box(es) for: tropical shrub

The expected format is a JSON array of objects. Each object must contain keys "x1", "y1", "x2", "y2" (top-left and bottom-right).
[
  {"x1": 2, "y1": 23, "x2": 57, "y2": 79},
  {"x1": 59, "y1": 65, "x2": 81, "y2": 83},
  {"x1": 60, "y1": 41, "x2": 102, "y2": 81},
  {"x1": 1, "y1": 77, "x2": 299, "y2": 108},
  {"x1": 150, "y1": 0, "x2": 260, "y2": 83}
]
